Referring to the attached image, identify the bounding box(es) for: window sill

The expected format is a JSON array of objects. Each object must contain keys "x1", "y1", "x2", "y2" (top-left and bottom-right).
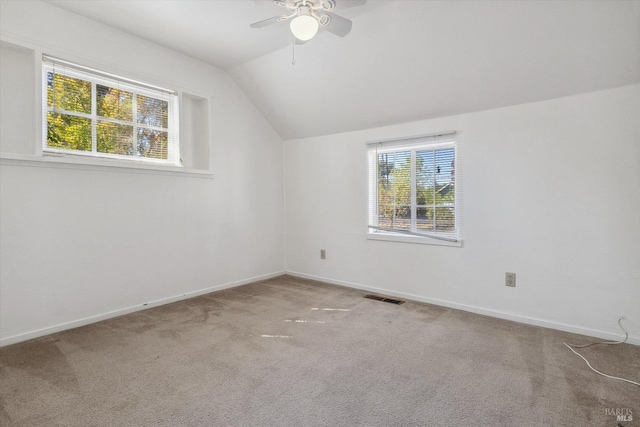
[
  {"x1": 367, "y1": 231, "x2": 462, "y2": 247},
  {"x1": 0, "y1": 152, "x2": 214, "y2": 179}
]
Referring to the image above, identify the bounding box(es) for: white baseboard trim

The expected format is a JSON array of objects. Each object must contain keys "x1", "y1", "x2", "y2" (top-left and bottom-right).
[
  {"x1": 286, "y1": 271, "x2": 640, "y2": 346},
  {"x1": 0, "y1": 270, "x2": 286, "y2": 347}
]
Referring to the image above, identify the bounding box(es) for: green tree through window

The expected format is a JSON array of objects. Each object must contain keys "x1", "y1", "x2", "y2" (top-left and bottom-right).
[
  {"x1": 43, "y1": 57, "x2": 178, "y2": 165},
  {"x1": 371, "y1": 141, "x2": 457, "y2": 241},
  {"x1": 47, "y1": 74, "x2": 92, "y2": 152}
]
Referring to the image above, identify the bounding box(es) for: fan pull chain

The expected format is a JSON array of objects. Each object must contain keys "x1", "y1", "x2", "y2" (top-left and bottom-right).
[{"x1": 292, "y1": 33, "x2": 296, "y2": 65}]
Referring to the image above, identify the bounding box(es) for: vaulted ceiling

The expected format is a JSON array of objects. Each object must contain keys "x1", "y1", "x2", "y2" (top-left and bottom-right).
[{"x1": 45, "y1": 0, "x2": 640, "y2": 140}]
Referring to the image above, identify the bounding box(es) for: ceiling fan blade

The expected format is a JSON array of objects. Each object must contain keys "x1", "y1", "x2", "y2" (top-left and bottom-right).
[
  {"x1": 250, "y1": 16, "x2": 285, "y2": 28},
  {"x1": 323, "y1": 12, "x2": 352, "y2": 37},
  {"x1": 336, "y1": 0, "x2": 367, "y2": 9}
]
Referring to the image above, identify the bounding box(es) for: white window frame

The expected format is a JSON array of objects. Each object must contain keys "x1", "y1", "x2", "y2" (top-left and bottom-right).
[
  {"x1": 367, "y1": 132, "x2": 462, "y2": 247},
  {"x1": 42, "y1": 55, "x2": 180, "y2": 166}
]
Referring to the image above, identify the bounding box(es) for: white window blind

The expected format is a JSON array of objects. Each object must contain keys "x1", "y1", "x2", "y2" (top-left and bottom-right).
[
  {"x1": 368, "y1": 131, "x2": 459, "y2": 242},
  {"x1": 42, "y1": 55, "x2": 180, "y2": 165}
]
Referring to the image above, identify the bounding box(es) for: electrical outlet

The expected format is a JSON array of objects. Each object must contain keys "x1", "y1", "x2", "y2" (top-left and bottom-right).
[
  {"x1": 505, "y1": 272, "x2": 516, "y2": 287},
  {"x1": 320, "y1": 249, "x2": 326, "y2": 260}
]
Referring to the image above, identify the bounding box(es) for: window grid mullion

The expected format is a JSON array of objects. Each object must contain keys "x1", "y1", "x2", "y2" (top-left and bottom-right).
[
  {"x1": 410, "y1": 150, "x2": 417, "y2": 232},
  {"x1": 96, "y1": 116, "x2": 166, "y2": 133},
  {"x1": 132, "y1": 94, "x2": 138, "y2": 157},
  {"x1": 375, "y1": 150, "x2": 380, "y2": 228},
  {"x1": 432, "y1": 149, "x2": 437, "y2": 232},
  {"x1": 91, "y1": 81, "x2": 97, "y2": 153},
  {"x1": 48, "y1": 108, "x2": 93, "y2": 120}
]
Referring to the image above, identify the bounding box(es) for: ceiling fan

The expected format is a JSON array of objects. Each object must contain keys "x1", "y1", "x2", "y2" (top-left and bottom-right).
[{"x1": 250, "y1": 0, "x2": 367, "y2": 42}]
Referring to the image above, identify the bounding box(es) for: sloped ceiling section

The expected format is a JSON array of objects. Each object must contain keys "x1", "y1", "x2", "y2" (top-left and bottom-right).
[
  {"x1": 44, "y1": 0, "x2": 640, "y2": 140},
  {"x1": 229, "y1": 0, "x2": 640, "y2": 139}
]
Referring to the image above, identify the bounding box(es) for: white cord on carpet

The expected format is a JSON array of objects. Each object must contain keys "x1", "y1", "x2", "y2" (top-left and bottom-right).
[
  {"x1": 566, "y1": 317, "x2": 630, "y2": 348},
  {"x1": 563, "y1": 316, "x2": 640, "y2": 388}
]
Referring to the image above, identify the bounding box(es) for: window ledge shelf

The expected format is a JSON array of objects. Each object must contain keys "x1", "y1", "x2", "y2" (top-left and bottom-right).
[
  {"x1": 0, "y1": 152, "x2": 214, "y2": 179},
  {"x1": 367, "y1": 231, "x2": 462, "y2": 247}
]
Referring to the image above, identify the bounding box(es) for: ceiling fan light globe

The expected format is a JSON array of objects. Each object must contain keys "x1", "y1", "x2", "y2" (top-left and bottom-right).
[{"x1": 290, "y1": 15, "x2": 319, "y2": 41}]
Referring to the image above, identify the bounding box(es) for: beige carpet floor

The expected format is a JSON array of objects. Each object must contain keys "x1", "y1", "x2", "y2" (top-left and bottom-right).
[{"x1": 1, "y1": 275, "x2": 638, "y2": 426}]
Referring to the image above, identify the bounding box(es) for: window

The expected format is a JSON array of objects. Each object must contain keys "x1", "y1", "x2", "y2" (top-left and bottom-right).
[
  {"x1": 42, "y1": 55, "x2": 179, "y2": 165},
  {"x1": 368, "y1": 132, "x2": 460, "y2": 244}
]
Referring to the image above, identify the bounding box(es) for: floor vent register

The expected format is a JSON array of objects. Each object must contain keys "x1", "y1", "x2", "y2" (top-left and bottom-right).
[{"x1": 364, "y1": 294, "x2": 405, "y2": 305}]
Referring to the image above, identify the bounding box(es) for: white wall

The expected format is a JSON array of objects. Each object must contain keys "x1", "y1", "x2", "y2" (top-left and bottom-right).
[
  {"x1": 284, "y1": 84, "x2": 640, "y2": 344},
  {"x1": 0, "y1": 1, "x2": 284, "y2": 345}
]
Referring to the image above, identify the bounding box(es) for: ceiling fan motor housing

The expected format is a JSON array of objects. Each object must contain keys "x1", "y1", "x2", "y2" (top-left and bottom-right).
[{"x1": 251, "y1": 0, "x2": 362, "y2": 39}]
